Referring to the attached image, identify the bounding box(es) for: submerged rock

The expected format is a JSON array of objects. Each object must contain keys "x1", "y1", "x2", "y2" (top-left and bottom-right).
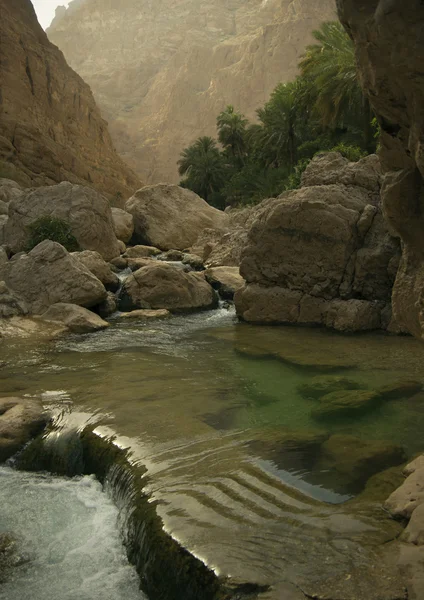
[
  {"x1": 205, "y1": 266, "x2": 244, "y2": 300},
  {"x1": 4, "y1": 182, "x2": 121, "y2": 261},
  {"x1": 298, "y1": 376, "x2": 363, "y2": 400},
  {"x1": 126, "y1": 184, "x2": 228, "y2": 250},
  {"x1": 311, "y1": 390, "x2": 381, "y2": 420},
  {"x1": 120, "y1": 262, "x2": 217, "y2": 312},
  {"x1": 39, "y1": 303, "x2": 110, "y2": 334},
  {"x1": 377, "y1": 381, "x2": 423, "y2": 401},
  {"x1": 0, "y1": 241, "x2": 107, "y2": 314},
  {"x1": 0, "y1": 397, "x2": 47, "y2": 462}
]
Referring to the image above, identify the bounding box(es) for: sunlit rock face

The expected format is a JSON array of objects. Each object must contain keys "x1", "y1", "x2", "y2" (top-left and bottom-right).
[
  {"x1": 337, "y1": 1, "x2": 424, "y2": 340},
  {"x1": 0, "y1": 0, "x2": 141, "y2": 201},
  {"x1": 47, "y1": 0, "x2": 337, "y2": 183}
]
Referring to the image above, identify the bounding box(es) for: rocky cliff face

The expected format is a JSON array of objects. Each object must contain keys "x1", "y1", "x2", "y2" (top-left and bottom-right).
[
  {"x1": 336, "y1": 1, "x2": 424, "y2": 340},
  {"x1": 0, "y1": 0, "x2": 141, "y2": 202},
  {"x1": 47, "y1": 0, "x2": 336, "y2": 183}
]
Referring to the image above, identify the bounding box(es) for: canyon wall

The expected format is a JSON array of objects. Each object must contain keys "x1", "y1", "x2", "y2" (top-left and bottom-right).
[
  {"x1": 337, "y1": 1, "x2": 424, "y2": 339},
  {"x1": 0, "y1": 0, "x2": 141, "y2": 202},
  {"x1": 47, "y1": 0, "x2": 337, "y2": 183}
]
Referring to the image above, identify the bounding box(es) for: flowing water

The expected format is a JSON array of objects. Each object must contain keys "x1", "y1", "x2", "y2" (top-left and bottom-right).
[{"x1": 2, "y1": 307, "x2": 424, "y2": 597}]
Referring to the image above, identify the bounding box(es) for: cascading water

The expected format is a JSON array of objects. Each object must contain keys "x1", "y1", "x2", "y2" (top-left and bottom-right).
[{"x1": 0, "y1": 466, "x2": 146, "y2": 600}]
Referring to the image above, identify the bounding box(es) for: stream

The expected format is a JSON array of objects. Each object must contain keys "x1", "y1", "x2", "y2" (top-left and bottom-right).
[{"x1": 2, "y1": 306, "x2": 424, "y2": 598}]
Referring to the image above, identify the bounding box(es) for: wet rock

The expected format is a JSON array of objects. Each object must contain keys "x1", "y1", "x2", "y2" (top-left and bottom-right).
[
  {"x1": 0, "y1": 396, "x2": 47, "y2": 462},
  {"x1": 109, "y1": 256, "x2": 128, "y2": 270},
  {"x1": 377, "y1": 381, "x2": 423, "y2": 401},
  {"x1": 71, "y1": 250, "x2": 120, "y2": 292},
  {"x1": 0, "y1": 533, "x2": 26, "y2": 584},
  {"x1": 126, "y1": 184, "x2": 228, "y2": 250},
  {"x1": 311, "y1": 390, "x2": 381, "y2": 420},
  {"x1": 4, "y1": 182, "x2": 120, "y2": 261},
  {"x1": 97, "y1": 292, "x2": 117, "y2": 318},
  {"x1": 205, "y1": 266, "x2": 244, "y2": 300},
  {"x1": 0, "y1": 281, "x2": 28, "y2": 318},
  {"x1": 124, "y1": 245, "x2": 161, "y2": 258},
  {"x1": 158, "y1": 249, "x2": 185, "y2": 262},
  {"x1": 39, "y1": 303, "x2": 109, "y2": 334},
  {"x1": 120, "y1": 262, "x2": 217, "y2": 312},
  {"x1": 384, "y1": 465, "x2": 424, "y2": 520},
  {"x1": 298, "y1": 376, "x2": 363, "y2": 400},
  {"x1": 0, "y1": 241, "x2": 107, "y2": 314},
  {"x1": 120, "y1": 309, "x2": 171, "y2": 320},
  {"x1": 317, "y1": 434, "x2": 406, "y2": 493},
  {"x1": 127, "y1": 257, "x2": 158, "y2": 271},
  {"x1": 182, "y1": 253, "x2": 204, "y2": 271},
  {"x1": 111, "y1": 207, "x2": 134, "y2": 243}
]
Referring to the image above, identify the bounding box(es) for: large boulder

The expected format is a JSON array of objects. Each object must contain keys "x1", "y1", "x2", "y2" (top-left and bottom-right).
[
  {"x1": 0, "y1": 240, "x2": 107, "y2": 314},
  {"x1": 4, "y1": 182, "x2": 120, "y2": 261},
  {"x1": 71, "y1": 250, "x2": 120, "y2": 292},
  {"x1": 125, "y1": 184, "x2": 229, "y2": 251},
  {"x1": 111, "y1": 207, "x2": 134, "y2": 243},
  {"x1": 205, "y1": 266, "x2": 244, "y2": 300},
  {"x1": 0, "y1": 396, "x2": 47, "y2": 462},
  {"x1": 39, "y1": 303, "x2": 109, "y2": 334},
  {"x1": 235, "y1": 154, "x2": 400, "y2": 331},
  {"x1": 120, "y1": 262, "x2": 217, "y2": 312},
  {"x1": 0, "y1": 179, "x2": 23, "y2": 204},
  {"x1": 336, "y1": 2, "x2": 424, "y2": 340}
]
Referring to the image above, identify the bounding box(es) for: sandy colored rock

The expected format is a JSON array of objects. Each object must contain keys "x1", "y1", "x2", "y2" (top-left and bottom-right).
[
  {"x1": 182, "y1": 253, "x2": 204, "y2": 271},
  {"x1": 4, "y1": 182, "x2": 120, "y2": 261},
  {"x1": 120, "y1": 262, "x2": 217, "y2": 312},
  {"x1": 111, "y1": 207, "x2": 134, "y2": 243},
  {"x1": 0, "y1": 281, "x2": 28, "y2": 318},
  {"x1": 337, "y1": 1, "x2": 424, "y2": 341},
  {"x1": 0, "y1": 180, "x2": 23, "y2": 204},
  {"x1": 126, "y1": 184, "x2": 229, "y2": 251},
  {"x1": 0, "y1": 0, "x2": 140, "y2": 199},
  {"x1": 0, "y1": 240, "x2": 107, "y2": 314},
  {"x1": 120, "y1": 309, "x2": 171, "y2": 320},
  {"x1": 127, "y1": 257, "x2": 158, "y2": 272},
  {"x1": 39, "y1": 303, "x2": 109, "y2": 334},
  {"x1": 71, "y1": 250, "x2": 120, "y2": 292},
  {"x1": 124, "y1": 245, "x2": 161, "y2": 259},
  {"x1": 0, "y1": 396, "x2": 47, "y2": 462},
  {"x1": 97, "y1": 292, "x2": 118, "y2": 319},
  {"x1": 402, "y1": 503, "x2": 424, "y2": 546},
  {"x1": 385, "y1": 467, "x2": 424, "y2": 520},
  {"x1": 47, "y1": 0, "x2": 336, "y2": 184},
  {"x1": 0, "y1": 217, "x2": 7, "y2": 246},
  {"x1": 404, "y1": 456, "x2": 424, "y2": 477},
  {"x1": 110, "y1": 256, "x2": 128, "y2": 270},
  {"x1": 158, "y1": 250, "x2": 185, "y2": 262},
  {"x1": 205, "y1": 267, "x2": 244, "y2": 300}
]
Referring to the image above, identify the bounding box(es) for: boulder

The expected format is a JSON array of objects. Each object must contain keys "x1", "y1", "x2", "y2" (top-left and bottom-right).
[
  {"x1": 182, "y1": 253, "x2": 204, "y2": 271},
  {"x1": 127, "y1": 257, "x2": 158, "y2": 271},
  {"x1": 118, "y1": 240, "x2": 126, "y2": 254},
  {"x1": 0, "y1": 201, "x2": 8, "y2": 216},
  {"x1": 71, "y1": 250, "x2": 120, "y2": 292},
  {"x1": 120, "y1": 309, "x2": 171, "y2": 320},
  {"x1": 377, "y1": 381, "x2": 423, "y2": 401},
  {"x1": 0, "y1": 215, "x2": 7, "y2": 246},
  {"x1": 0, "y1": 240, "x2": 107, "y2": 314},
  {"x1": 158, "y1": 249, "x2": 185, "y2": 262},
  {"x1": 39, "y1": 303, "x2": 109, "y2": 334},
  {"x1": 120, "y1": 262, "x2": 217, "y2": 312},
  {"x1": 0, "y1": 281, "x2": 28, "y2": 318},
  {"x1": 0, "y1": 179, "x2": 23, "y2": 204},
  {"x1": 311, "y1": 390, "x2": 381, "y2": 420},
  {"x1": 4, "y1": 182, "x2": 120, "y2": 261},
  {"x1": 402, "y1": 503, "x2": 424, "y2": 545},
  {"x1": 0, "y1": 396, "x2": 47, "y2": 462},
  {"x1": 111, "y1": 207, "x2": 134, "y2": 243},
  {"x1": 126, "y1": 184, "x2": 229, "y2": 250},
  {"x1": 110, "y1": 256, "x2": 128, "y2": 270},
  {"x1": 235, "y1": 156, "x2": 400, "y2": 331},
  {"x1": 298, "y1": 376, "x2": 362, "y2": 400},
  {"x1": 97, "y1": 293, "x2": 118, "y2": 318},
  {"x1": 205, "y1": 266, "x2": 244, "y2": 300},
  {"x1": 124, "y1": 245, "x2": 161, "y2": 258},
  {"x1": 384, "y1": 466, "x2": 424, "y2": 520}
]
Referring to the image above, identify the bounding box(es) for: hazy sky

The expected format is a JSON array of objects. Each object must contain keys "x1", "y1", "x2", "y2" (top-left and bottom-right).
[{"x1": 32, "y1": 0, "x2": 70, "y2": 29}]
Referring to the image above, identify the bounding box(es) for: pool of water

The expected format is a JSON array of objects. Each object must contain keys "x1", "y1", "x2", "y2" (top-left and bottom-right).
[
  {"x1": 1, "y1": 308, "x2": 423, "y2": 596},
  {"x1": 0, "y1": 467, "x2": 144, "y2": 600}
]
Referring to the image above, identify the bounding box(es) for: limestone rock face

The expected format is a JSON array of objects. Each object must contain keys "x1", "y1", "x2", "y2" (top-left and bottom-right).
[
  {"x1": 0, "y1": 396, "x2": 47, "y2": 462},
  {"x1": 235, "y1": 154, "x2": 400, "y2": 331},
  {"x1": 39, "y1": 303, "x2": 109, "y2": 334},
  {"x1": 120, "y1": 262, "x2": 217, "y2": 312},
  {"x1": 126, "y1": 184, "x2": 229, "y2": 251},
  {"x1": 0, "y1": 0, "x2": 140, "y2": 199},
  {"x1": 47, "y1": 0, "x2": 337, "y2": 184},
  {"x1": 336, "y1": 1, "x2": 424, "y2": 340},
  {"x1": 4, "y1": 182, "x2": 120, "y2": 261},
  {"x1": 0, "y1": 241, "x2": 107, "y2": 314}
]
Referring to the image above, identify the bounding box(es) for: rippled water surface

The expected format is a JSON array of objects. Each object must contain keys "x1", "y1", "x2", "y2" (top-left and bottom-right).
[{"x1": 2, "y1": 308, "x2": 424, "y2": 593}]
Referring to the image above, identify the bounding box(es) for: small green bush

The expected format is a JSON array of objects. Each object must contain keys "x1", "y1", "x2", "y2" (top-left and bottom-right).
[
  {"x1": 326, "y1": 143, "x2": 368, "y2": 162},
  {"x1": 26, "y1": 216, "x2": 80, "y2": 252}
]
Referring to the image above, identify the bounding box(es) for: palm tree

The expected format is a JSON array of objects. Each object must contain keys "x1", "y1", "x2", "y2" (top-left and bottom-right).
[
  {"x1": 217, "y1": 105, "x2": 248, "y2": 165},
  {"x1": 178, "y1": 136, "x2": 226, "y2": 206},
  {"x1": 299, "y1": 21, "x2": 373, "y2": 148}
]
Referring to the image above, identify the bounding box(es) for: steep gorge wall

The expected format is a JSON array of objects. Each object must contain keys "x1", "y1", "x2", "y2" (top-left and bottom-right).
[
  {"x1": 337, "y1": 1, "x2": 424, "y2": 339},
  {"x1": 48, "y1": 0, "x2": 336, "y2": 183},
  {"x1": 0, "y1": 0, "x2": 141, "y2": 202}
]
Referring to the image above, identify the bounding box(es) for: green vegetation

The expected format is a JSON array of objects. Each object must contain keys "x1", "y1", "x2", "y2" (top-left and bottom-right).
[
  {"x1": 27, "y1": 216, "x2": 80, "y2": 252},
  {"x1": 178, "y1": 21, "x2": 377, "y2": 208}
]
